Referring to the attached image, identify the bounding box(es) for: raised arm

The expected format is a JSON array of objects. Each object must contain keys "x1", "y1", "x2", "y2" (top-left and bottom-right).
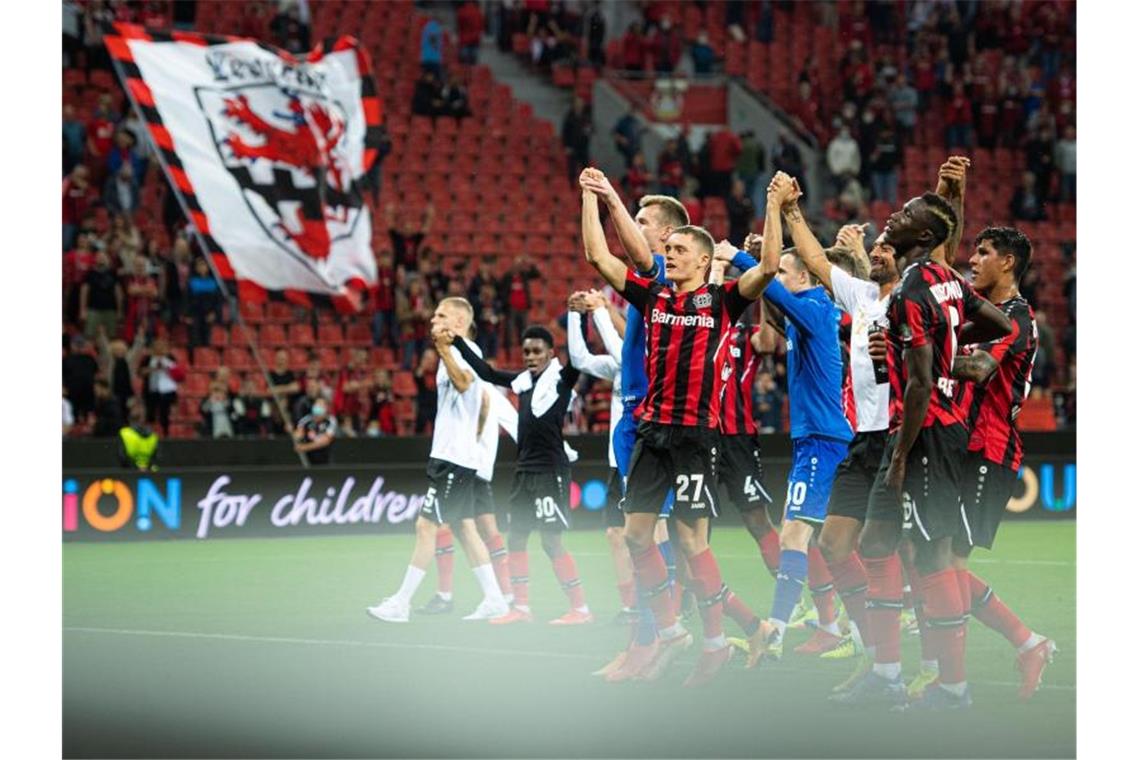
[
  {"x1": 451, "y1": 335, "x2": 517, "y2": 387},
  {"x1": 581, "y1": 174, "x2": 630, "y2": 292},
  {"x1": 781, "y1": 183, "x2": 834, "y2": 292},
  {"x1": 737, "y1": 173, "x2": 791, "y2": 299},
  {"x1": 935, "y1": 156, "x2": 969, "y2": 264},
  {"x1": 579, "y1": 169, "x2": 654, "y2": 272},
  {"x1": 835, "y1": 223, "x2": 871, "y2": 279},
  {"x1": 432, "y1": 328, "x2": 477, "y2": 394},
  {"x1": 596, "y1": 298, "x2": 626, "y2": 352},
  {"x1": 566, "y1": 303, "x2": 619, "y2": 381}
]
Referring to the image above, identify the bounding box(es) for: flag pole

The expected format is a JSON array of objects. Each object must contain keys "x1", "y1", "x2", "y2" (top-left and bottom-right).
[{"x1": 107, "y1": 49, "x2": 311, "y2": 467}]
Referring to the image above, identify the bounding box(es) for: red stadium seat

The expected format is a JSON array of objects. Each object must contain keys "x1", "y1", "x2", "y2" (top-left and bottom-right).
[{"x1": 392, "y1": 371, "x2": 417, "y2": 397}]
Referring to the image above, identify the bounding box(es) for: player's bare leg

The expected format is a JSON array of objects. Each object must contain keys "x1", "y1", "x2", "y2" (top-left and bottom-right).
[
  {"x1": 367, "y1": 515, "x2": 441, "y2": 622},
  {"x1": 951, "y1": 550, "x2": 1055, "y2": 700},
  {"x1": 542, "y1": 532, "x2": 593, "y2": 625},
  {"x1": 476, "y1": 513, "x2": 513, "y2": 601}
]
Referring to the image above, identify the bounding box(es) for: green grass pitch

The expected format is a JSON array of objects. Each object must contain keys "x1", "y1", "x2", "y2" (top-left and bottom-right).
[{"x1": 63, "y1": 522, "x2": 1075, "y2": 758}]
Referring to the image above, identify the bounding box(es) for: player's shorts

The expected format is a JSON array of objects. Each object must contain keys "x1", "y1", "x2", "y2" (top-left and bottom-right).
[
  {"x1": 604, "y1": 467, "x2": 626, "y2": 529},
  {"x1": 613, "y1": 401, "x2": 639, "y2": 479},
  {"x1": 718, "y1": 432, "x2": 773, "y2": 513},
  {"x1": 420, "y1": 457, "x2": 476, "y2": 525},
  {"x1": 953, "y1": 451, "x2": 1019, "y2": 554},
  {"x1": 866, "y1": 423, "x2": 970, "y2": 543},
  {"x1": 473, "y1": 477, "x2": 496, "y2": 517},
  {"x1": 784, "y1": 435, "x2": 850, "y2": 524},
  {"x1": 624, "y1": 421, "x2": 720, "y2": 522},
  {"x1": 508, "y1": 468, "x2": 571, "y2": 533},
  {"x1": 828, "y1": 430, "x2": 889, "y2": 521}
]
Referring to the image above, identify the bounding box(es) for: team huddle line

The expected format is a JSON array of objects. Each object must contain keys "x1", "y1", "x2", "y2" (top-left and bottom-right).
[{"x1": 365, "y1": 155, "x2": 1055, "y2": 709}]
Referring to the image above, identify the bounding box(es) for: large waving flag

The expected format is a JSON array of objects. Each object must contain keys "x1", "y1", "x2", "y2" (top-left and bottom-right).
[{"x1": 104, "y1": 24, "x2": 382, "y2": 311}]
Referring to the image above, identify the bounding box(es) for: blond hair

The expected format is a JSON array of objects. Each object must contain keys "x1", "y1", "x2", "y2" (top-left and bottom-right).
[
  {"x1": 639, "y1": 195, "x2": 690, "y2": 228},
  {"x1": 824, "y1": 246, "x2": 870, "y2": 281}
]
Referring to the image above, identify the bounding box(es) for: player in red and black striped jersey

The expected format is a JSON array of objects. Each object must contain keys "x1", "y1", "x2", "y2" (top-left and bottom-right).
[
  {"x1": 581, "y1": 167, "x2": 778, "y2": 687},
  {"x1": 852, "y1": 192, "x2": 1012, "y2": 710},
  {"x1": 947, "y1": 226, "x2": 1056, "y2": 700}
]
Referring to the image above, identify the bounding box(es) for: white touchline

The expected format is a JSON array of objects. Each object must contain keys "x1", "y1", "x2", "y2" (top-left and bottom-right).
[{"x1": 62, "y1": 627, "x2": 1075, "y2": 691}]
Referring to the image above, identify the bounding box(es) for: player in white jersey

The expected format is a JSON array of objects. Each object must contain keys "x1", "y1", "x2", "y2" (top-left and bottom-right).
[
  {"x1": 366, "y1": 297, "x2": 510, "y2": 623},
  {"x1": 566, "y1": 288, "x2": 634, "y2": 619}
]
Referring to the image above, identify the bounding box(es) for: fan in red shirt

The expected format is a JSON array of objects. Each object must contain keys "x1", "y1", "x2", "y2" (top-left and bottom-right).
[
  {"x1": 62, "y1": 165, "x2": 93, "y2": 251},
  {"x1": 948, "y1": 226, "x2": 1056, "y2": 701},
  {"x1": 456, "y1": 1, "x2": 483, "y2": 64},
  {"x1": 580, "y1": 166, "x2": 781, "y2": 687},
  {"x1": 706, "y1": 128, "x2": 742, "y2": 199}
]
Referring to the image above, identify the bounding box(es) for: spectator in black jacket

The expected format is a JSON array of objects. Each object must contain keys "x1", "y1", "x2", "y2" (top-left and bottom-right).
[{"x1": 561, "y1": 96, "x2": 592, "y2": 188}]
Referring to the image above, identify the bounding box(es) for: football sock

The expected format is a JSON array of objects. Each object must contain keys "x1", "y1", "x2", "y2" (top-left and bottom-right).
[
  {"x1": 688, "y1": 548, "x2": 727, "y2": 641},
  {"x1": 631, "y1": 544, "x2": 676, "y2": 631},
  {"x1": 618, "y1": 580, "x2": 637, "y2": 609},
  {"x1": 435, "y1": 527, "x2": 455, "y2": 596},
  {"x1": 921, "y1": 568, "x2": 968, "y2": 689},
  {"x1": 659, "y1": 539, "x2": 680, "y2": 613},
  {"x1": 508, "y1": 550, "x2": 530, "y2": 610},
  {"x1": 393, "y1": 565, "x2": 426, "y2": 605},
  {"x1": 723, "y1": 587, "x2": 761, "y2": 636},
  {"x1": 755, "y1": 527, "x2": 781, "y2": 576},
  {"x1": 864, "y1": 553, "x2": 904, "y2": 670},
  {"x1": 769, "y1": 549, "x2": 809, "y2": 639},
  {"x1": 808, "y1": 545, "x2": 839, "y2": 634},
  {"x1": 911, "y1": 581, "x2": 939, "y2": 664},
  {"x1": 635, "y1": 582, "x2": 657, "y2": 645},
  {"x1": 471, "y1": 563, "x2": 504, "y2": 603},
  {"x1": 966, "y1": 571, "x2": 1034, "y2": 649},
  {"x1": 830, "y1": 552, "x2": 870, "y2": 648},
  {"x1": 552, "y1": 553, "x2": 588, "y2": 611},
  {"x1": 485, "y1": 533, "x2": 512, "y2": 596}
]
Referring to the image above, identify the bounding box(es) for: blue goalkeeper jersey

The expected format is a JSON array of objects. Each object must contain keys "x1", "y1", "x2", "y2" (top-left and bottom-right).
[{"x1": 620, "y1": 254, "x2": 667, "y2": 404}]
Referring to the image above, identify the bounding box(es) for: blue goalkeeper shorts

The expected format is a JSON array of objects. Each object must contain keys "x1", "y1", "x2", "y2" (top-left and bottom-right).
[{"x1": 784, "y1": 435, "x2": 850, "y2": 524}]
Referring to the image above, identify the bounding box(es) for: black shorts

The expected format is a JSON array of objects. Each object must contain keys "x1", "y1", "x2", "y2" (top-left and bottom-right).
[
  {"x1": 625, "y1": 421, "x2": 720, "y2": 522},
  {"x1": 828, "y1": 430, "x2": 889, "y2": 521},
  {"x1": 953, "y1": 451, "x2": 1018, "y2": 554},
  {"x1": 604, "y1": 467, "x2": 626, "y2": 529},
  {"x1": 420, "y1": 458, "x2": 477, "y2": 525},
  {"x1": 509, "y1": 469, "x2": 571, "y2": 533},
  {"x1": 718, "y1": 432, "x2": 773, "y2": 513},
  {"x1": 473, "y1": 477, "x2": 496, "y2": 517},
  {"x1": 866, "y1": 424, "x2": 969, "y2": 543}
]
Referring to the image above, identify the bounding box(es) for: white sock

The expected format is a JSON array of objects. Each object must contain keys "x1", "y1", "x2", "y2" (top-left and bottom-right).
[
  {"x1": 393, "y1": 565, "x2": 426, "y2": 604},
  {"x1": 513, "y1": 603, "x2": 531, "y2": 612},
  {"x1": 574, "y1": 604, "x2": 590, "y2": 614},
  {"x1": 922, "y1": 658, "x2": 940, "y2": 674},
  {"x1": 873, "y1": 662, "x2": 901, "y2": 680},
  {"x1": 703, "y1": 634, "x2": 727, "y2": 652},
  {"x1": 659, "y1": 622, "x2": 686, "y2": 640},
  {"x1": 1017, "y1": 632, "x2": 1046, "y2": 654},
  {"x1": 504, "y1": 593, "x2": 515, "y2": 605},
  {"x1": 849, "y1": 622, "x2": 865, "y2": 650},
  {"x1": 471, "y1": 564, "x2": 504, "y2": 603},
  {"x1": 437, "y1": 591, "x2": 453, "y2": 602},
  {"x1": 820, "y1": 620, "x2": 842, "y2": 636},
  {"x1": 941, "y1": 680, "x2": 968, "y2": 697}
]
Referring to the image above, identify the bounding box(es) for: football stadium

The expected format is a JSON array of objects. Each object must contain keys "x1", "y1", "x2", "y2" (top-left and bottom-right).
[{"x1": 58, "y1": 1, "x2": 1082, "y2": 758}]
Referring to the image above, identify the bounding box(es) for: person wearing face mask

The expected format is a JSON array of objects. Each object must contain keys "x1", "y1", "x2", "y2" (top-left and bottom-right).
[{"x1": 293, "y1": 397, "x2": 337, "y2": 465}]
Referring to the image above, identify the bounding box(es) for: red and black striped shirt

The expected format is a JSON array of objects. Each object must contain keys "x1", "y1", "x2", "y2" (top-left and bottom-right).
[
  {"x1": 622, "y1": 270, "x2": 752, "y2": 428},
  {"x1": 885, "y1": 260, "x2": 986, "y2": 432},
  {"x1": 955, "y1": 297, "x2": 1038, "y2": 471},
  {"x1": 838, "y1": 310, "x2": 858, "y2": 433},
  {"x1": 719, "y1": 323, "x2": 761, "y2": 436}
]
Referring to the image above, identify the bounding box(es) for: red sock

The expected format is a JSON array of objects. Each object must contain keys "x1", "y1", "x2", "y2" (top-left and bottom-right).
[
  {"x1": 687, "y1": 548, "x2": 726, "y2": 640},
  {"x1": 435, "y1": 526, "x2": 455, "y2": 595},
  {"x1": 967, "y1": 572, "x2": 1031, "y2": 648},
  {"x1": 864, "y1": 553, "x2": 904, "y2": 665},
  {"x1": 911, "y1": 581, "x2": 938, "y2": 662},
  {"x1": 755, "y1": 527, "x2": 781, "y2": 576},
  {"x1": 485, "y1": 533, "x2": 512, "y2": 596},
  {"x1": 955, "y1": 568, "x2": 972, "y2": 613},
  {"x1": 508, "y1": 550, "x2": 529, "y2": 608},
  {"x1": 552, "y1": 553, "x2": 587, "y2": 609},
  {"x1": 632, "y1": 545, "x2": 676, "y2": 631},
  {"x1": 829, "y1": 552, "x2": 869, "y2": 645},
  {"x1": 807, "y1": 545, "x2": 837, "y2": 627},
  {"x1": 617, "y1": 580, "x2": 636, "y2": 609},
  {"x1": 920, "y1": 569, "x2": 968, "y2": 685},
  {"x1": 724, "y1": 588, "x2": 761, "y2": 636}
]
